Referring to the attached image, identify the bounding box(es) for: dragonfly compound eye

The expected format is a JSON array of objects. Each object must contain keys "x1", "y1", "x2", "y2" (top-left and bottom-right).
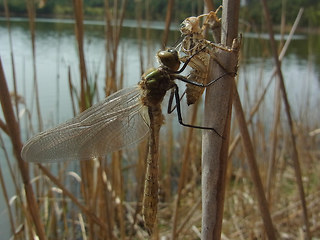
[{"x1": 157, "y1": 48, "x2": 180, "y2": 71}]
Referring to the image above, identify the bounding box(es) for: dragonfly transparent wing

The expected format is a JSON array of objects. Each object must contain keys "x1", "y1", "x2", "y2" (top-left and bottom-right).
[{"x1": 21, "y1": 87, "x2": 150, "y2": 163}]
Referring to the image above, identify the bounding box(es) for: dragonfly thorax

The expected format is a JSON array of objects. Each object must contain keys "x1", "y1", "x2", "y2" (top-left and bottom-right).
[{"x1": 139, "y1": 68, "x2": 175, "y2": 108}]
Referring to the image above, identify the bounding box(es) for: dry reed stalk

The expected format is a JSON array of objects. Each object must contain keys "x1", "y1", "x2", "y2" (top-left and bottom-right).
[
  {"x1": 0, "y1": 59, "x2": 46, "y2": 239},
  {"x1": 112, "y1": 151, "x2": 126, "y2": 239},
  {"x1": 26, "y1": 0, "x2": 43, "y2": 132},
  {"x1": 0, "y1": 119, "x2": 9, "y2": 134},
  {"x1": 176, "y1": 197, "x2": 201, "y2": 236},
  {"x1": 0, "y1": 144, "x2": 16, "y2": 235},
  {"x1": 71, "y1": 2, "x2": 108, "y2": 238},
  {"x1": 127, "y1": 142, "x2": 148, "y2": 238},
  {"x1": 233, "y1": 87, "x2": 277, "y2": 239},
  {"x1": 228, "y1": 8, "x2": 304, "y2": 160},
  {"x1": 67, "y1": 66, "x2": 77, "y2": 116},
  {"x1": 72, "y1": 0, "x2": 88, "y2": 112},
  {"x1": 266, "y1": 65, "x2": 282, "y2": 201},
  {"x1": 204, "y1": 0, "x2": 215, "y2": 11},
  {"x1": 0, "y1": 133, "x2": 20, "y2": 195},
  {"x1": 201, "y1": 1, "x2": 240, "y2": 239},
  {"x1": 99, "y1": 163, "x2": 114, "y2": 239},
  {"x1": 161, "y1": 0, "x2": 174, "y2": 49},
  {"x1": 162, "y1": 116, "x2": 173, "y2": 202},
  {"x1": 134, "y1": 1, "x2": 145, "y2": 76},
  {"x1": 104, "y1": 0, "x2": 127, "y2": 95},
  {"x1": 266, "y1": 0, "x2": 286, "y2": 203},
  {"x1": 36, "y1": 164, "x2": 110, "y2": 232},
  {"x1": 3, "y1": 0, "x2": 19, "y2": 124},
  {"x1": 260, "y1": 1, "x2": 311, "y2": 238},
  {"x1": 172, "y1": 102, "x2": 200, "y2": 239},
  {"x1": 103, "y1": 1, "x2": 128, "y2": 238}
]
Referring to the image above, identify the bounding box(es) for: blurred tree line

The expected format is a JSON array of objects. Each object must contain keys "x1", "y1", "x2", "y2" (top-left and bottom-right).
[{"x1": 0, "y1": 0, "x2": 319, "y2": 28}]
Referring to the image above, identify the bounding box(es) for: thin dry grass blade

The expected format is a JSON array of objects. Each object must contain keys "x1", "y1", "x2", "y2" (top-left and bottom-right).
[
  {"x1": 266, "y1": 79, "x2": 281, "y2": 200},
  {"x1": 78, "y1": 213, "x2": 87, "y2": 240},
  {"x1": 104, "y1": 0, "x2": 127, "y2": 95},
  {"x1": 26, "y1": 0, "x2": 43, "y2": 131},
  {"x1": 162, "y1": 117, "x2": 173, "y2": 201},
  {"x1": 0, "y1": 134, "x2": 20, "y2": 194},
  {"x1": 176, "y1": 197, "x2": 201, "y2": 236},
  {"x1": 67, "y1": 66, "x2": 77, "y2": 116},
  {"x1": 135, "y1": 1, "x2": 145, "y2": 75},
  {"x1": 260, "y1": 2, "x2": 311, "y2": 238},
  {"x1": 265, "y1": 0, "x2": 286, "y2": 202},
  {"x1": 36, "y1": 164, "x2": 110, "y2": 233},
  {"x1": 112, "y1": 152, "x2": 126, "y2": 239},
  {"x1": 72, "y1": 0, "x2": 88, "y2": 112},
  {"x1": 0, "y1": 147, "x2": 16, "y2": 235},
  {"x1": 3, "y1": 0, "x2": 19, "y2": 124}
]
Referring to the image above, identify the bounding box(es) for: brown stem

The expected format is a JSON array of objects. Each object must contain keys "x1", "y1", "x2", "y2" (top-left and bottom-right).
[
  {"x1": 72, "y1": 0, "x2": 88, "y2": 112},
  {"x1": 201, "y1": 1, "x2": 240, "y2": 239},
  {"x1": 0, "y1": 58, "x2": 46, "y2": 240},
  {"x1": 228, "y1": 8, "x2": 304, "y2": 159},
  {"x1": 162, "y1": 0, "x2": 175, "y2": 49},
  {"x1": 260, "y1": 1, "x2": 311, "y2": 238},
  {"x1": 26, "y1": 0, "x2": 43, "y2": 131},
  {"x1": 233, "y1": 87, "x2": 278, "y2": 239}
]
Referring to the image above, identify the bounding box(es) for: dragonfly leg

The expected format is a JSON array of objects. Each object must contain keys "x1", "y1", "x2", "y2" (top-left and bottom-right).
[
  {"x1": 174, "y1": 46, "x2": 207, "y2": 74},
  {"x1": 174, "y1": 72, "x2": 234, "y2": 88},
  {"x1": 171, "y1": 84, "x2": 223, "y2": 137},
  {"x1": 163, "y1": 45, "x2": 207, "y2": 74},
  {"x1": 167, "y1": 88, "x2": 186, "y2": 114}
]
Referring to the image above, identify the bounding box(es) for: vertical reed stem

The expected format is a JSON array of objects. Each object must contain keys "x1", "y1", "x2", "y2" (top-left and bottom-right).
[
  {"x1": 201, "y1": 1, "x2": 239, "y2": 239},
  {"x1": 172, "y1": 103, "x2": 199, "y2": 239},
  {"x1": 26, "y1": 0, "x2": 43, "y2": 131},
  {"x1": 260, "y1": 1, "x2": 311, "y2": 238},
  {"x1": 266, "y1": 69, "x2": 281, "y2": 201},
  {"x1": 0, "y1": 59, "x2": 46, "y2": 240},
  {"x1": 0, "y1": 150, "x2": 15, "y2": 235},
  {"x1": 228, "y1": 8, "x2": 303, "y2": 160},
  {"x1": 3, "y1": 0, "x2": 19, "y2": 123},
  {"x1": 72, "y1": 0, "x2": 88, "y2": 112},
  {"x1": 233, "y1": 87, "x2": 277, "y2": 239},
  {"x1": 162, "y1": 0, "x2": 174, "y2": 49}
]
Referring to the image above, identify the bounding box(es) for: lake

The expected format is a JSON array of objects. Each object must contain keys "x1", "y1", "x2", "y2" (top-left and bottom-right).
[
  {"x1": 0, "y1": 17, "x2": 319, "y2": 238},
  {"x1": 1, "y1": 18, "x2": 319, "y2": 127}
]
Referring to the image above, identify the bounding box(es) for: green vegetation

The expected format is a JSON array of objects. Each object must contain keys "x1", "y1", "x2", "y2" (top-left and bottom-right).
[{"x1": 240, "y1": 0, "x2": 320, "y2": 28}]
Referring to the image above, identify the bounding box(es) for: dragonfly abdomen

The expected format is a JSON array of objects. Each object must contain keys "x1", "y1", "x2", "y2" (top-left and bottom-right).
[{"x1": 142, "y1": 106, "x2": 163, "y2": 234}]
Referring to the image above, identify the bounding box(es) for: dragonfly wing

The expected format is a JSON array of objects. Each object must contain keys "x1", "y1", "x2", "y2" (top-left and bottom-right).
[{"x1": 21, "y1": 87, "x2": 150, "y2": 163}]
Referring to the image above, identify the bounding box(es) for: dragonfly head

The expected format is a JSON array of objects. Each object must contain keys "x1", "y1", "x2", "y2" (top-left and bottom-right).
[{"x1": 157, "y1": 48, "x2": 180, "y2": 72}]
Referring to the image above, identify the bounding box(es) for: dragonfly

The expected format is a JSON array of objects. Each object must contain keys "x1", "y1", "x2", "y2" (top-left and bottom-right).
[
  {"x1": 21, "y1": 45, "x2": 226, "y2": 234},
  {"x1": 177, "y1": 8, "x2": 237, "y2": 106}
]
